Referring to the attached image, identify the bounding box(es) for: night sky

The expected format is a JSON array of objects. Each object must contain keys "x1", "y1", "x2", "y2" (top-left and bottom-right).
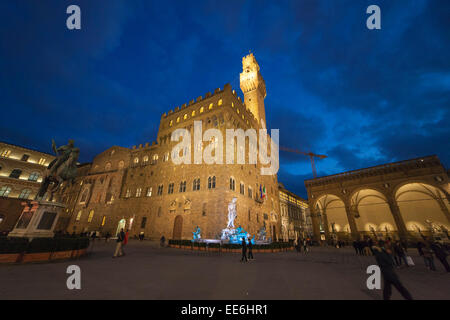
[{"x1": 1, "y1": 0, "x2": 449, "y2": 198}]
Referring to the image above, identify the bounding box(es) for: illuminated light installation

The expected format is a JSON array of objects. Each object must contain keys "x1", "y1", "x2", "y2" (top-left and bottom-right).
[
  {"x1": 220, "y1": 198, "x2": 255, "y2": 244},
  {"x1": 192, "y1": 226, "x2": 201, "y2": 242}
]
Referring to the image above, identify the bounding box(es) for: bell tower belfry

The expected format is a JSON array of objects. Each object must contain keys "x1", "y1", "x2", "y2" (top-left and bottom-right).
[{"x1": 240, "y1": 53, "x2": 267, "y2": 126}]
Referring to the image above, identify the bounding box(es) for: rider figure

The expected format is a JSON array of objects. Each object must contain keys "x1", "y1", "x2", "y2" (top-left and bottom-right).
[{"x1": 49, "y1": 139, "x2": 76, "y2": 175}]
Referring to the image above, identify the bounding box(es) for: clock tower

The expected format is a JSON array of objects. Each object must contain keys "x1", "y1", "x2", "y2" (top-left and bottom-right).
[{"x1": 240, "y1": 53, "x2": 267, "y2": 126}]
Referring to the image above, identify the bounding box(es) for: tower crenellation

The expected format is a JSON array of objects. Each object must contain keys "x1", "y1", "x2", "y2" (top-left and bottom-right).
[{"x1": 240, "y1": 53, "x2": 267, "y2": 126}]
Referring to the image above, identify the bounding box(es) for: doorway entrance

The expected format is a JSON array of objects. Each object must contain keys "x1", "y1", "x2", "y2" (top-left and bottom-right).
[
  {"x1": 172, "y1": 215, "x2": 183, "y2": 240},
  {"x1": 116, "y1": 218, "x2": 126, "y2": 236}
]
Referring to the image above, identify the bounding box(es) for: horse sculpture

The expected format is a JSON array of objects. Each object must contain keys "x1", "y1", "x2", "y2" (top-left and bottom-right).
[{"x1": 36, "y1": 140, "x2": 79, "y2": 201}]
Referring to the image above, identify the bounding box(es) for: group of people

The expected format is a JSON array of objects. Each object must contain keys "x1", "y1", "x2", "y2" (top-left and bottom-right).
[
  {"x1": 240, "y1": 237, "x2": 254, "y2": 262},
  {"x1": 417, "y1": 240, "x2": 450, "y2": 272},
  {"x1": 352, "y1": 238, "x2": 375, "y2": 256},
  {"x1": 295, "y1": 237, "x2": 311, "y2": 253},
  {"x1": 363, "y1": 237, "x2": 449, "y2": 300}
]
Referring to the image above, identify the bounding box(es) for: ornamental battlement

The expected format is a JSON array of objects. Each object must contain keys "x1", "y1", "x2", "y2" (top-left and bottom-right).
[
  {"x1": 161, "y1": 84, "x2": 245, "y2": 118},
  {"x1": 305, "y1": 155, "x2": 444, "y2": 187}
]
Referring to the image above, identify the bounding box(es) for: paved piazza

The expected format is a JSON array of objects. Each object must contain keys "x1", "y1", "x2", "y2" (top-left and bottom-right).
[{"x1": 1, "y1": 240, "x2": 449, "y2": 300}]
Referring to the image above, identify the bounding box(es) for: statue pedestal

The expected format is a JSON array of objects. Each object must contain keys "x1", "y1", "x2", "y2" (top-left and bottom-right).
[{"x1": 8, "y1": 200, "x2": 66, "y2": 239}]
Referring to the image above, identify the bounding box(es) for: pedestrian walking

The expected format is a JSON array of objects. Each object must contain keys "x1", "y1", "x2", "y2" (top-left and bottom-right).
[
  {"x1": 372, "y1": 240, "x2": 413, "y2": 300},
  {"x1": 160, "y1": 235, "x2": 166, "y2": 247},
  {"x1": 352, "y1": 240, "x2": 359, "y2": 255},
  {"x1": 241, "y1": 237, "x2": 248, "y2": 262},
  {"x1": 248, "y1": 237, "x2": 254, "y2": 260},
  {"x1": 422, "y1": 243, "x2": 436, "y2": 271},
  {"x1": 430, "y1": 242, "x2": 450, "y2": 272},
  {"x1": 113, "y1": 228, "x2": 125, "y2": 258},
  {"x1": 303, "y1": 239, "x2": 308, "y2": 254},
  {"x1": 394, "y1": 241, "x2": 408, "y2": 267}
]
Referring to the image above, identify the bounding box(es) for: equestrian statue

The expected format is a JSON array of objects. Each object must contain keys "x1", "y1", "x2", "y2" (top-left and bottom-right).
[{"x1": 36, "y1": 139, "x2": 79, "y2": 201}]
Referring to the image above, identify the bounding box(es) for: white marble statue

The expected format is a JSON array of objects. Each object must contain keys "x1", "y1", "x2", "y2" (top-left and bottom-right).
[{"x1": 227, "y1": 198, "x2": 238, "y2": 229}]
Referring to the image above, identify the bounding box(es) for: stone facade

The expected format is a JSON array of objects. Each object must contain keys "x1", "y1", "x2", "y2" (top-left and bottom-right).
[
  {"x1": 63, "y1": 54, "x2": 281, "y2": 241},
  {"x1": 0, "y1": 142, "x2": 55, "y2": 232},
  {"x1": 305, "y1": 155, "x2": 450, "y2": 242},
  {"x1": 0, "y1": 142, "x2": 54, "y2": 200},
  {"x1": 278, "y1": 183, "x2": 312, "y2": 241}
]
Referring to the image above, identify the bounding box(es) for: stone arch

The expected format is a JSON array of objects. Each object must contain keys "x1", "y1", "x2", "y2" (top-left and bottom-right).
[
  {"x1": 350, "y1": 188, "x2": 396, "y2": 236},
  {"x1": 394, "y1": 182, "x2": 450, "y2": 235},
  {"x1": 393, "y1": 180, "x2": 448, "y2": 201},
  {"x1": 314, "y1": 194, "x2": 348, "y2": 237}
]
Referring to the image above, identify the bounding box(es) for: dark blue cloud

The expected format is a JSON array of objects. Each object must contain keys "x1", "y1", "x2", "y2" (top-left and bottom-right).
[{"x1": 0, "y1": 0, "x2": 448, "y2": 198}]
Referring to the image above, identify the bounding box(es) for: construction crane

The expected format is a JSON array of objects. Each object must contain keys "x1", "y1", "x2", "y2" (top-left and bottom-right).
[{"x1": 280, "y1": 146, "x2": 327, "y2": 179}]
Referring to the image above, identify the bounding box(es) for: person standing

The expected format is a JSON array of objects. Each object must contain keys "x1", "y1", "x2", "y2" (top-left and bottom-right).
[
  {"x1": 422, "y1": 243, "x2": 436, "y2": 271},
  {"x1": 352, "y1": 240, "x2": 359, "y2": 255},
  {"x1": 160, "y1": 235, "x2": 166, "y2": 247},
  {"x1": 303, "y1": 239, "x2": 308, "y2": 254},
  {"x1": 430, "y1": 242, "x2": 450, "y2": 272},
  {"x1": 248, "y1": 237, "x2": 254, "y2": 260},
  {"x1": 241, "y1": 237, "x2": 248, "y2": 262},
  {"x1": 113, "y1": 228, "x2": 125, "y2": 258},
  {"x1": 394, "y1": 241, "x2": 408, "y2": 267},
  {"x1": 121, "y1": 229, "x2": 129, "y2": 256},
  {"x1": 372, "y1": 240, "x2": 413, "y2": 300}
]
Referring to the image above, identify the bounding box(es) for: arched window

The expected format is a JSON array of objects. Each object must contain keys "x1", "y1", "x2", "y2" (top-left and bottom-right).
[
  {"x1": 76, "y1": 210, "x2": 82, "y2": 222},
  {"x1": 143, "y1": 156, "x2": 149, "y2": 164},
  {"x1": 177, "y1": 117, "x2": 180, "y2": 123},
  {"x1": 87, "y1": 210, "x2": 94, "y2": 223},
  {"x1": 136, "y1": 188, "x2": 142, "y2": 197},
  {"x1": 179, "y1": 181, "x2": 186, "y2": 193},
  {"x1": 80, "y1": 189, "x2": 89, "y2": 203},
  {"x1": 105, "y1": 163, "x2": 111, "y2": 171},
  {"x1": 193, "y1": 178, "x2": 200, "y2": 191},
  {"x1": 209, "y1": 103, "x2": 213, "y2": 110},
  {"x1": 18, "y1": 189, "x2": 32, "y2": 199},
  {"x1": 208, "y1": 176, "x2": 216, "y2": 189},
  {"x1": 134, "y1": 157, "x2": 139, "y2": 164},
  {"x1": 184, "y1": 114, "x2": 188, "y2": 120},
  {"x1": 106, "y1": 184, "x2": 114, "y2": 203},
  {"x1": 218, "y1": 99, "x2": 223, "y2": 106},
  {"x1": 1, "y1": 149, "x2": 11, "y2": 157},
  {"x1": 0, "y1": 186, "x2": 12, "y2": 197},
  {"x1": 192, "y1": 110, "x2": 196, "y2": 117},
  {"x1": 9, "y1": 169, "x2": 22, "y2": 179},
  {"x1": 200, "y1": 107, "x2": 204, "y2": 113},
  {"x1": 0, "y1": 214, "x2": 4, "y2": 224},
  {"x1": 118, "y1": 160, "x2": 125, "y2": 169},
  {"x1": 28, "y1": 172, "x2": 40, "y2": 181},
  {"x1": 169, "y1": 120, "x2": 173, "y2": 127},
  {"x1": 101, "y1": 216, "x2": 106, "y2": 226},
  {"x1": 229, "y1": 177, "x2": 235, "y2": 191}
]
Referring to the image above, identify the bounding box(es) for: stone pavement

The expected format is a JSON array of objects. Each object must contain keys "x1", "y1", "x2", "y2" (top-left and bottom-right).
[{"x1": 0, "y1": 240, "x2": 449, "y2": 300}]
